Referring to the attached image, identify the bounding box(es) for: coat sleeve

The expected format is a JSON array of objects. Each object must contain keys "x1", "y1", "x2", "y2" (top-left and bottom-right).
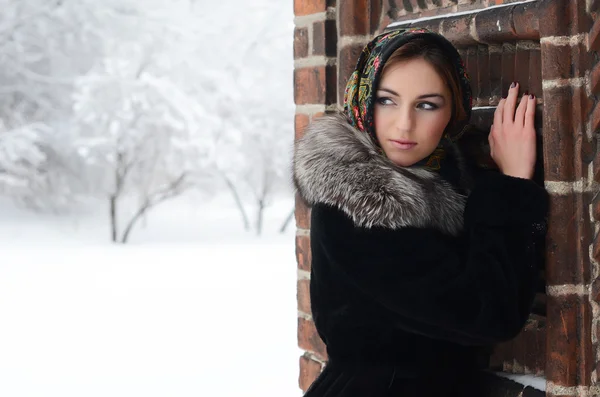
[{"x1": 310, "y1": 171, "x2": 549, "y2": 346}]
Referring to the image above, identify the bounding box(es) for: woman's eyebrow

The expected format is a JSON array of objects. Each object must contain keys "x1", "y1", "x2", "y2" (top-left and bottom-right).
[
  {"x1": 377, "y1": 87, "x2": 399, "y2": 96},
  {"x1": 377, "y1": 87, "x2": 445, "y2": 100},
  {"x1": 417, "y1": 93, "x2": 444, "y2": 100}
]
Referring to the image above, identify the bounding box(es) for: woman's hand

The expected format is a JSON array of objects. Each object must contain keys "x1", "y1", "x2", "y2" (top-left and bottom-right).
[{"x1": 489, "y1": 82, "x2": 537, "y2": 180}]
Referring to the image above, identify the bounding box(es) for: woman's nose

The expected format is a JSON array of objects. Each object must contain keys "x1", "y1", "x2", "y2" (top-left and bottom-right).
[{"x1": 395, "y1": 107, "x2": 414, "y2": 133}]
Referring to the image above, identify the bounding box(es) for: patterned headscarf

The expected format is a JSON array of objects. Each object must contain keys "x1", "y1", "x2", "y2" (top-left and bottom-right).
[{"x1": 343, "y1": 27, "x2": 472, "y2": 171}]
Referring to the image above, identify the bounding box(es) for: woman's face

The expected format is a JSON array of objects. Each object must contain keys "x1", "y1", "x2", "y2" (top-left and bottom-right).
[{"x1": 374, "y1": 56, "x2": 452, "y2": 167}]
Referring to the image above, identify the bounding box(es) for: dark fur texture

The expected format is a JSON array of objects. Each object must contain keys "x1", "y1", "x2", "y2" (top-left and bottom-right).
[{"x1": 293, "y1": 113, "x2": 466, "y2": 236}]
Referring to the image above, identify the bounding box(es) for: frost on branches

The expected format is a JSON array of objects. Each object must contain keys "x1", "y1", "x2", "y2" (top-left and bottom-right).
[
  {"x1": 72, "y1": 53, "x2": 214, "y2": 243},
  {"x1": 0, "y1": 121, "x2": 46, "y2": 198},
  {"x1": 0, "y1": 0, "x2": 295, "y2": 240}
]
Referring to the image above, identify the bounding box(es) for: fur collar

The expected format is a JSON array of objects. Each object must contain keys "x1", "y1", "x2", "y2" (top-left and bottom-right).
[{"x1": 293, "y1": 113, "x2": 467, "y2": 236}]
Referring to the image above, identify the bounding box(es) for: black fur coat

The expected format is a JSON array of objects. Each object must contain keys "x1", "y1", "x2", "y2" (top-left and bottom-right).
[{"x1": 293, "y1": 114, "x2": 549, "y2": 396}]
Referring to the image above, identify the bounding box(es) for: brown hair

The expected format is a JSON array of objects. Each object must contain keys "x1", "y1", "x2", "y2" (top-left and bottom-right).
[{"x1": 380, "y1": 37, "x2": 468, "y2": 136}]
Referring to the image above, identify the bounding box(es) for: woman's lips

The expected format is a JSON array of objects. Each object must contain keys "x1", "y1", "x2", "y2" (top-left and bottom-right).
[{"x1": 389, "y1": 140, "x2": 417, "y2": 150}]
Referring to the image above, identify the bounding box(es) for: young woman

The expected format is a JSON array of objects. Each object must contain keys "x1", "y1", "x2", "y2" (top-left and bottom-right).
[{"x1": 293, "y1": 28, "x2": 548, "y2": 396}]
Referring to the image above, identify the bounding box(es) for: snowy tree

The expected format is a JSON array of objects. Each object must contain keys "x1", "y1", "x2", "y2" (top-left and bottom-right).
[
  {"x1": 207, "y1": 0, "x2": 295, "y2": 235},
  {"x1": 0, "y1": 120, "x2": 46, "y2": 197},
  {"x1": 0, "y1": 0, "x2": 296, "y2": 237},
  {"x1": 71, "y1": 52, "x2": 215, "y2": 243},
  {"x1": 0, "y1": 1, "x2": 99, "y2": 207}
]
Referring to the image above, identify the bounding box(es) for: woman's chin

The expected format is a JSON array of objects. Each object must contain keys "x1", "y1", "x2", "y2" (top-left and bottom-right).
[
  {"x1": 388, "y1": 156, "x2": 419, "y2": 167},
  {"x1": 384, "y1": 149, "x2": 431, "y2": 168}
]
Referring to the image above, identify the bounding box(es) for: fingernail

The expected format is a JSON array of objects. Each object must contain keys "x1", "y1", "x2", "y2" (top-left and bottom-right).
[
  {"x1": 510, "y1": 82, "x2": 516, "y2": 88},
  {"x1": 530, "y1": 94, "x2": 535, "y2": 99}
]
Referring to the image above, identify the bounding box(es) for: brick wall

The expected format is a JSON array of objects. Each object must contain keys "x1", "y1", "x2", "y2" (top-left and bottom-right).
[
  {"x1": 293, "y1": 1, "x2": 335, "y2": 392},
  {"x1": 294, "y1": 0, "x2": 600, "y2": 395}
]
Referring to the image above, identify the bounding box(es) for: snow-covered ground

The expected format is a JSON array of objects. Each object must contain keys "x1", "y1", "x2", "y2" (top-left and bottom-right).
[
  {"x1": 0, "y1": 193, "x2": 547, "y2": 396},
  {"x1": 0, "y1": 194, "x2": 303, "y2": 397}
]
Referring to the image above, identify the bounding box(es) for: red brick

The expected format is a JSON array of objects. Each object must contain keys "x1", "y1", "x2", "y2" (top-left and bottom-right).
[
  {"x1": 295, "y1": 113, "x2": 310, "y2": 141},
  {"x1": 500, "y1": 43, "x2": 515, "y2": 95},
  {"x1": 339, "y1": 0, "x2": 383, "y2": 36},
  {"x1": 592, "y1": 64, "x2": 600, "y2": 95},
  {"x1": 457, "y1": 1, "x2": 484, "y2": 13},
  {"x1": 440, "y1": 0, "x2": 458, "y2": 6},
  {"x1": 298, "y1": 317, "x2": 327, "y2": 359},
  {"x1": 591, "y1": 19, "x2": 600, "y2": 53},
  {"x1": 402, "y1": 0, "x2": 417, "y2": 13},
  {"x1": 542, "y1": 85, "x2": 574, "y2": 181},
  {"x1": 299, "y1": 355, "x2": 323, "y2": 393},
  {"x1": 591, "y1": 278, "x2": 600, "y2": 303},
  {"x1": 594, "y1": 233, "x2": 600, "y2": 268},
  {"x1": 514, "y1": 44, "x2": 530, "y2": 94},
  {"x1": 573, "y1": 0, "x2": 593, "y2": 34},
  {"x1": 391, "y1": 14, "x2": 418, "y2": 24},
  {"x1": 541, "y1": 42, "x2": 591, "y2": 80},
  {"x1": 294, "y1": 27, "x2": 309, "y2": 59},
  {"x1": 528, "y1": 48, "x2": 542, "y2": 99},
  {"x1": 512, "y1": 1, "x2": 540, "y2": 40},
  {"x1": 533, "y1": 325, "x2": 546, "y2": 376},
  {"x1": 546, "y1": 193, "x2": 592, "y2": 285},
  {"x1": 371, "y1": 0, "x2": 384, "y2": 34},
  {"x1": 472, "y1": 4, "x2": 519, "y2": 44},
  {"x1": 440, "y1": 14, "x2": 474, "y2": 47},
  {"x1": 593, "y1": 104, "x2": 600, "y2": 137},
  {"x1": 546, "y1": 294, "x2": 593, "y2": 387},
  {"x1": 593, "y1": 188, "x2": 600, "y2": 222},
  {"x1": 572, "y1": 90, "x2": 595, "y2": 180},
  {"x1": 489, "y1": 46, "x2": 502, "y2": 104},
  {"x1": 521, "y1": 324, "x2": 543, "y2": 374},
  {"x1": 477, "y1": 45, "x2": 490, "y2": 106},
  {"x1": 411, "y1": 18, "x2": 444, "y2": 34},
  {"x1": 419, "y1": 6, "x2": 454, "y2": 18},
  {"x1": 537, "y1": 0, "x2": 570, "y2": 37},
  {"x1": 538, "y1": 0, "x2": 590, "y2": 38},
  {"x1": 313, "y1": 20, "x2": 337, "y2": 57},
  {"x1": 295, "y1": 192, "x2": 311, "y2": 229},
  {"x1": 511, "y1": 327, "x2": 527, "y2": 374},
  {"x1": 294, "y1": 0, "x2": 327, "y2": 16},
  {"x1": 296, "y1": 235, "x2": 312, "y2": 272},
  {"x1": 379, "y1": 6, "x2": 393, "y2": 29},
  {"x1": 298, "y1": 279, "x2": 312, "y2": 314},
  {"x1": 594, "y1": 145, "x2": 600, "y2": 184},
  {"x1": 465, "y1": 47, "x2": 479, "y2": 106},
  {"x1": 294, "y1": 66, "x2": 337, "y2": 105},
  {"x1": 502, "y1": 340, "x2": 516, "y2": 372}
]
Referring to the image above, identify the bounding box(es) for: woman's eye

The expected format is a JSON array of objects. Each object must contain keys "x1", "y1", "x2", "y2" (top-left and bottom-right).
[
  {"x1": 417, "y1": 102, "x2": 439, "y2": 110},
  {"x1": 376, "y1": 97, "x2": 394, "y2": 106}
]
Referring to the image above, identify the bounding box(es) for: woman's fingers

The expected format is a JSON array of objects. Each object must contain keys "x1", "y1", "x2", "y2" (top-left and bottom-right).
[
  {"x1": 493, "y1": 98, "x2": 505, "y2": 131},
  {"x1": 489, "y1": 85, "x2": 537, "y2": 180},
  {"x1": 514, "y1": 94, "x2": 528, "y2": 128},
  {"x1": 524, "y1": 94, "x2": 536, "y2": 131},
  {"x1": 503, "y1": 82, "x2": 519, "y2": 125}
]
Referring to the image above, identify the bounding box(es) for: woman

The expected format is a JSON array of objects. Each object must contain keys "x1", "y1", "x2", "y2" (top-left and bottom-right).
[{"x1": 293, "y1": 28, "x2": 548, "y2": 396}]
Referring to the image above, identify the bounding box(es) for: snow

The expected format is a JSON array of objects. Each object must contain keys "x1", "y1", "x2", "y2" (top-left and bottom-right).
[
  {"x1": 0, "y1": 193, "x2": 549, "y2": 396},
  {"x1": 387, "y1": 0, "x2": 537, "y2": 28},
  {"x1": 0, "y1": 194, "x2": 303, "y2": 397},
  {"x1": 494, "y1": 372, "x2": 546, "y2": 391}
]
